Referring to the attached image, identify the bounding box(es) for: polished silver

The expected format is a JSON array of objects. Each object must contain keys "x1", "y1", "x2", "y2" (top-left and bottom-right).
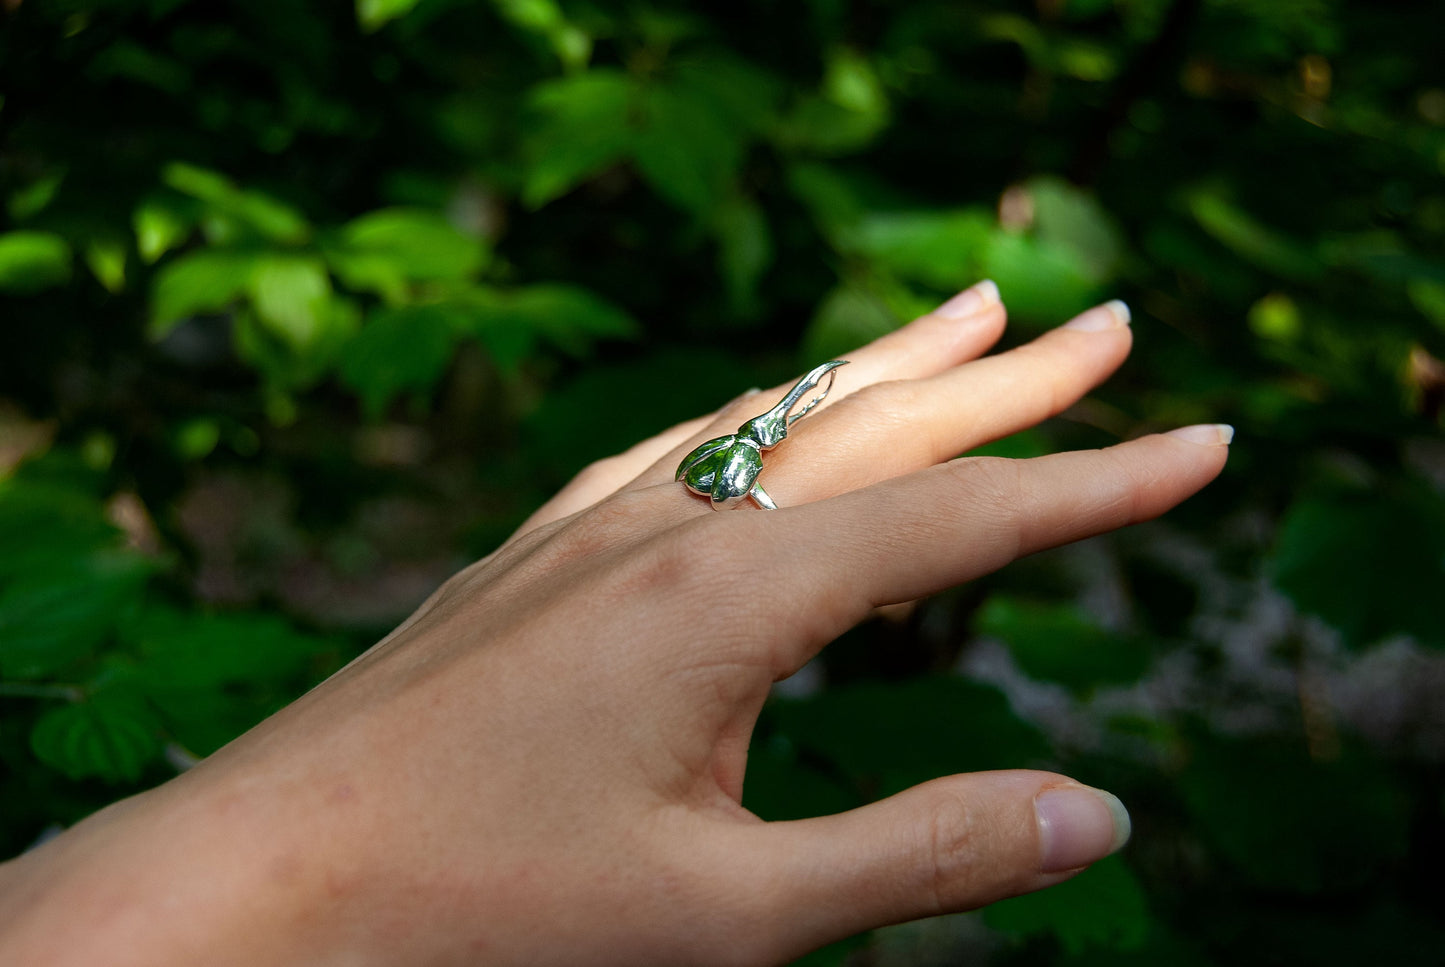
[{"x1": 676, "y1": 360, "x2": 848, "y2": 510}]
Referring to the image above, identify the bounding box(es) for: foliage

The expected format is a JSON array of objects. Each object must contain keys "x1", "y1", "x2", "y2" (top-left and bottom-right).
[{"x1": 2, "y1": 0, "x2": 1444, "y2": 964}]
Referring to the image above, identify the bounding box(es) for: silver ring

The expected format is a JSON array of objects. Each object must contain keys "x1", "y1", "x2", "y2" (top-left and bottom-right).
[{"x1": 676, "y1": 360, "x2": 848, "y2": 510}]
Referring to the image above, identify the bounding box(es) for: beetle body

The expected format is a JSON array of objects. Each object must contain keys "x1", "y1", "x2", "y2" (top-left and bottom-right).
[{"x1": 676, "y1": 360, "x2": 847, "y2": 510}]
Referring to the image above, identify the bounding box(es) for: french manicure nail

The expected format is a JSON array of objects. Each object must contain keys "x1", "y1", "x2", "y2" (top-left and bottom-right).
[
  {"x1": 1166, "y1": 423, "x2": 1235, "y2": 446},
  {"x1": 1035, "y1": 786, "x2": 1132, "y2": 873},
  {"x1": 935, "y1": 279, "x2": 1001, "y2": 319},
  {"x1": 1063, "y1": 299, "x2": 1131, "y2": 332}
]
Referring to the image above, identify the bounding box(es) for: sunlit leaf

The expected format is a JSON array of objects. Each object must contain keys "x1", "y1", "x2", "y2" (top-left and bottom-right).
[
  {"x1": 30, "y1": 689, "x2": 162, "y2": 784},
  {"x1": 848, "y1": 209, "x2": 993, "y2": 290},
  {"x1": 148, "y1": 249, "x2": 254, "y2": 337},
  {"x1": 246, "y1": 255, "x2": 334, "y2": 351},
  {"x1": 332, "y1": 208, "x2": 488, "y2": 287},
  {"x1": 85, "y1": 238, "x2": 127, "y2": 293},
  {"x1": 162, "y1": 163, "x2": 310, "y2": 244},
  {"x1": 491, "y1": 0, "x2": 592, "y2": 70},
  {"x1": 134, "y1": 196, "x2": 196, "y2": 263},
  {"x1": 356, "y1": 0, "x2": 422, "y2": 32},
  {"x1": 0, "y1": 231, "x2": 72, "y2": 293},
  {"x1": 1249, "y1": 292, "x2": 1303, "y2": 341},
  {"x1": 985, "y1": 230, "x2": 1102, "y2": 325}
]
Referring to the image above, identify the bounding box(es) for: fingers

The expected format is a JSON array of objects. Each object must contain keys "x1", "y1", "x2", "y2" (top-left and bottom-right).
[
  {"x1": 523, "y1": 280, "x2": 1007, "y2": 535},
  {"x1": 750, "y1": 300, "x2": 1134, "y2": 504},
  {"x1": 638, "y1": 299, "x2": 1132, "y2": 504},
  {"x1": 747, "y1": 428, "x2": 1230, "y2": 670},
  {"x1": 727, "y1": 771, "x2": 1129, "y2": 963}
]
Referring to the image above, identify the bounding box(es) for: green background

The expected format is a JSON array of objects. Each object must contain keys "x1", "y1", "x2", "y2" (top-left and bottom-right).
[{"x1": 2, "y1": 0, "x2": 1444, "y2": 963}]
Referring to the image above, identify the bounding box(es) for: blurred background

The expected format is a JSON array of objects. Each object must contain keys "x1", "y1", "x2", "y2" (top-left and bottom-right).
[{"x1": 2, "y1": 0, "x2": 1444, "y2": 962}]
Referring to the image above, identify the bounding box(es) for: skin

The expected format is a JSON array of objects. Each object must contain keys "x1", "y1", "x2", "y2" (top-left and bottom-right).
[{"x1": 0, "y1": 285, "x2": 1229, "y2": 966}]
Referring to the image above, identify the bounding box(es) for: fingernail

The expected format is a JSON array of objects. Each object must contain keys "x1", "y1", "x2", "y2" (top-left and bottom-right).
[
  {"x1": 1035, "y1": 786, "x2": 1131, "y2": 873},
  {"x1": 1166, "y1": 423, "x2": 1235, "y2": 446},
  {"x1": 1062, "y1": 299, "x2": 1131, "y2": 331},
  {"x1": 935, "y1": 279, "x2": 1000, "y2": 319}
]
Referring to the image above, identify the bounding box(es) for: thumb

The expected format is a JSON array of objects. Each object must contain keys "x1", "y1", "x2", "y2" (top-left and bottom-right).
[{"x1": 737, "y1": 770, "x2": 1131, "y2": 962}]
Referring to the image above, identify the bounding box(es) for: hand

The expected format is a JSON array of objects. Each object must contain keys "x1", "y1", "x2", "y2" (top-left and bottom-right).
[{"x1": 0, "y1": 283, "x2": 1230, "y2": 967}]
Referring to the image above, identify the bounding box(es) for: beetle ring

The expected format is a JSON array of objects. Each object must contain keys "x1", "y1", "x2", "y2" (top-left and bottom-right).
[{"x1": 676, "y1": 360, "x2": 848, "y2": 510}]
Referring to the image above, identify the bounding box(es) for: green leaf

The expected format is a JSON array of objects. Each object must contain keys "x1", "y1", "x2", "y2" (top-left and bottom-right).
[
  {"x1": 0, "y1": 231, "x2": 73, "y2": 293},
  {"x1": 149, "y1": 249, "x2": 255, "y2": 337},
  {"x1": 984, "y1": 230, "x2": 1103, "y2": 326},
  {"x1": 848, "y1": 209, "x2": 994, "y2": 290},
  {"x1": 1026, "y1": 177, "x2": 1124, "y2": 282},
  {"x1": 985, "y1": 856, "x2": 1150, "y2": 953},
  {"x1": 1187, "y1": 188, "x2": 1323, "y2": 281},
  {"x1": 632, "y1": 84, "x2": 746, "y2": 214},
  {"x1": 1177, "y1": 732, "x2": 1410, "y2": 893},
  {"x1": 0, "y1": 478, "x2": 119, "y2": 582},
  {"x1": 129, "y1": 607, "x2": 323, "y2": 691},
  {"x1": 232, "y1": 296, "x2": 362, "y2": 389},
  {"x1": 524, "y1": 348, "x2": 753, "y2": 478},
  {"x1": 491, "y1": 0, "x2": 592, "y2": 70},
  {"x1": 800, "y1": 284, "x2": 902, "y2": 364},
  {"x1": 776, "y1": 48, "x2": 889, "y2": 155},
  {"x1": 331, "y1": 208, "x2": 488, "y2": 290},
  {"x1": 770, "y1": 677, "x2": 1050, "y2": 797},
  {"x1": 522, "y1": 71, "x2": 635, "y2": 208},
  {"x1": 1248, "y1": 291, "x2": 1303, "y2": 342},
  {"x1": 977, "y1": 596, "x2": 1151, "y2": 694},
  {"x1": 1270, "y1": 489, "x2": 1445, "y2": 649},
  {"x1": 338, "y1": 305, "x2": 459, "y2": 416},
  {"x1": 134, "y1": 196, "x2": 196, "y2": 263},
  {"x1": 85, "y1": 238, "x2": 127, "y2": 293},
  {"x1": 163, "y1": 163, "x2": 310, "y2": 244},
  {"x1": 245, "y1": 255, "x2": 335, "y2": 351},
  {"x1": 713, "y1": 195, "x2": 772, "y2": 316},
  {"x1": 456, "y1": 283, "x2": 639, "y2": 369},
  {"x1": 357, "y1": 0, "x2": 422, "y2": 32},
  {"x1": 8, "y1": 171, "x2": 65, "y2": 221},
  {"x1": 0, "y1": 553, "x2": 153, "y2": 680},
  {"x1": 30, "y1": 689, "x2": 162, "y2": 784}
]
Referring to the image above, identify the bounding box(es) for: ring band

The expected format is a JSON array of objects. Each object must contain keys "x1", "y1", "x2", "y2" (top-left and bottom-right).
[{"x1": 676, "y1": 360, "x2": 848, "y2": 510}]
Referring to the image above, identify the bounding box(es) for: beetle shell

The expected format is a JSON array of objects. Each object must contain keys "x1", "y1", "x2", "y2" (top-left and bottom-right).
[{"x1": 677, "y1": 435, "x2": 765, "y2": 508}]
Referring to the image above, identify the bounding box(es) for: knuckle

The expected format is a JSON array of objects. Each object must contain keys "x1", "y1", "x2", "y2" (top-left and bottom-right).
[{"x1": 922, "y1": 786, "x2": 987, "y2": 912}]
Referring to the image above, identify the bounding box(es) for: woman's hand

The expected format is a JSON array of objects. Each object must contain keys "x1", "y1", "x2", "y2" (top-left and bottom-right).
[{"x1": 0, "y1": 283, "x2": 1231, "y2": 967}]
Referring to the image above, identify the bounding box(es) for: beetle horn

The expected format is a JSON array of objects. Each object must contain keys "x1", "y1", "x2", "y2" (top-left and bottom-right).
[{"x1": 774, "y1": 359, "x2": 848, "y2": 427}]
